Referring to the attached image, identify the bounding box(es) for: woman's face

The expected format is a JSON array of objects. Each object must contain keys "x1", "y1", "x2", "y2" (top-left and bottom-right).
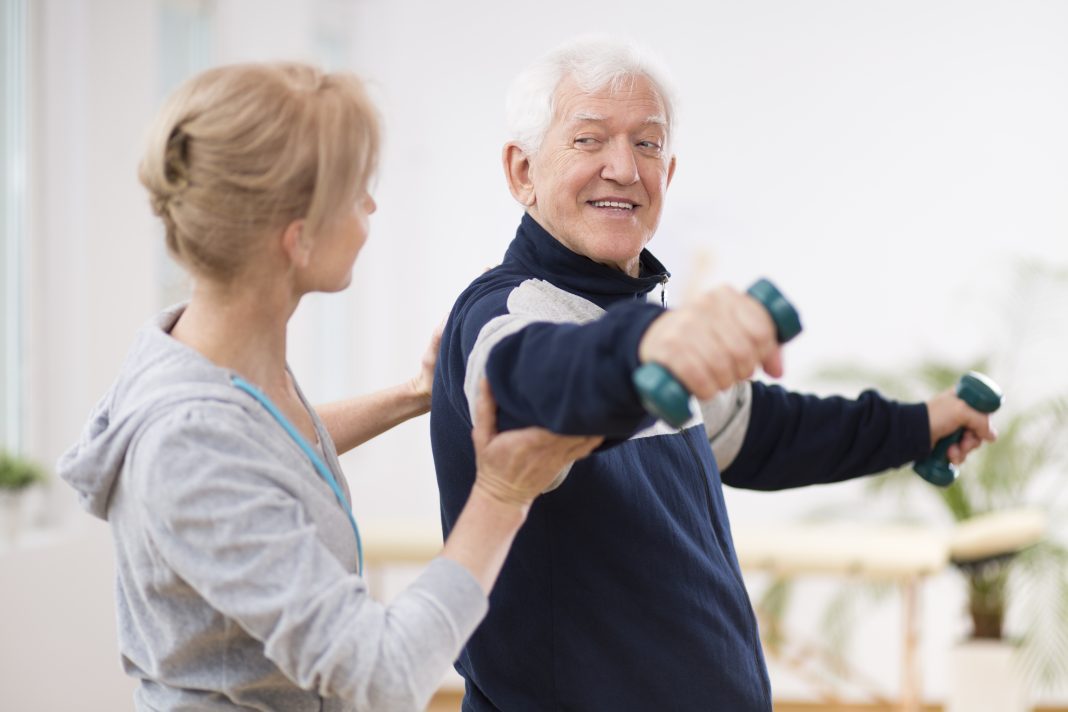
[{"x1": 309, "y1": 190, "x2": 376, "y2": 292}]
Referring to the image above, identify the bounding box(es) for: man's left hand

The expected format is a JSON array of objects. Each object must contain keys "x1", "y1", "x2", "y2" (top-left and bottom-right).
[{"x1": 926, "y1": 388, "x2": 998, "y2": 465}]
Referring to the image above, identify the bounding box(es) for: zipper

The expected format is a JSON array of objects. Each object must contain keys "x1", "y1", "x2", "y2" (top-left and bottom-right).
[{"x1": 679, "y1": 426, "x2": 772, "y2": 708}]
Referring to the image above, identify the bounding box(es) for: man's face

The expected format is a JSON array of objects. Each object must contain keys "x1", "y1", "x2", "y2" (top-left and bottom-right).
[{"x1": 525, "y1": 74, "x2": 675, "y2": 277}]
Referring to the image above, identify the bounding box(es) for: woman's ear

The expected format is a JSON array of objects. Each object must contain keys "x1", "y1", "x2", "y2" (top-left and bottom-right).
[
  {"x1": 280, "y1": 219, "x2": 311, "y2": 268},
  {"x1": 502, "y1": 143, "x2": 536, "y2": 208}
]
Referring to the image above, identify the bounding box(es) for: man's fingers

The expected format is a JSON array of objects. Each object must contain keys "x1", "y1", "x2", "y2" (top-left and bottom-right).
[
  {"x1": 761, "y1": 347, "x2": 784, "y2": 380},
  {"x1": 960, "y1": 405, "x2": 997, "y2": 442},
  {"x1": 674, "y1": 350, "x2": 718, "y2": 401},
  {"x1": 703, "y1": 333, "x2": 741, "y2": 393},
  {"x1": 946, "y1": 443, "x2": 962, "y2": 465},
  {"x1": 960, "y1": 431, "x2": 982, "y2": 452},
  {"x1": 929, "y1": 388, "x2": 1000, "y2": 447},
  {"x1": 947, "y1": 430, "x2": 987, "y2": 465},
  {"x1": 717, "y1": 322, "x2": 759, "y2": 382}
]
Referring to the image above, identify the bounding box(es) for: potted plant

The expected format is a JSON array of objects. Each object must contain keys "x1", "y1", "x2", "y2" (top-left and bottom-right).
[
  {"x1": 0, "y1": 450, "x2": 48, "y2": 542},
  {"x1": 755, "y1": 261, "x2": 1068, "y2": 709},
  {"x1": 830, "y1": 359, "x2": 1068, "y2": 712}
]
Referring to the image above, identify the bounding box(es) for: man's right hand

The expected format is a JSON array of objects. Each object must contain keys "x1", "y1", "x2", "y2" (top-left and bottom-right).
[{"x1": 638, "y1": 285, "x2": 783, "y2": 400}]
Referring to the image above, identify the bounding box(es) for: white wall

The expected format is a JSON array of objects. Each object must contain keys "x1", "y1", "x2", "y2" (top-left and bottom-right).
[
  {"x1": 25, "y1": 0, "x2": 159, "y2": 497},
  {"x1": 0, "y1": 519, "x2": 137, "y2": 710},
  {"x1": 4, "y1": 0, "x2": 1067, "y2": 708}
]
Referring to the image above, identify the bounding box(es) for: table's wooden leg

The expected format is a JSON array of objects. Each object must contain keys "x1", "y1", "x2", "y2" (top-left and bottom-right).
[{"x1": 901, "y1": 576, "x2": 921, "y2": 712}]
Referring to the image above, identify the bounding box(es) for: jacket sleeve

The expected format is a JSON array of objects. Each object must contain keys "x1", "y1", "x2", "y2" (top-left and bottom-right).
[
  {"x1": 133, "y1": 405, "x2": 487, "y2": 711},
  {"x1": 720, "y1": 381, "x2": 932, "y2": 491},
  {"x1": 466, "y1": 297, "x2": 664, "y2": 438}
]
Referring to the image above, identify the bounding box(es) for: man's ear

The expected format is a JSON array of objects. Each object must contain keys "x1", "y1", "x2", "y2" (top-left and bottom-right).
[
  {"x1": 280, "y1": 219, "x2": 311, "y2": 268},
  {"x1": 666, "y1": 154, "x2": 677, "y2": 188},
  {"x1": 502, "y1": 143, "x2": 536, "y2": 207}
]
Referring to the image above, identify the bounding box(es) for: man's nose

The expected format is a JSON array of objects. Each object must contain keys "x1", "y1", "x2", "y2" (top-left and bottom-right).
[{"x1": 600, "y1": 140, "x2": 639, "y2": 185}]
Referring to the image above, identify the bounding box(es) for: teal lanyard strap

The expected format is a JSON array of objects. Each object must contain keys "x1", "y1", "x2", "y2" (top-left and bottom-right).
[{"x1": 230, "y1": 375, "x2": 363, "y2": 575}]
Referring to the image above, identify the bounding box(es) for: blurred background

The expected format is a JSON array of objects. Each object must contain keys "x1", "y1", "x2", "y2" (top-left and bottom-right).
[{"x1": 2, "y1": 0, "x2": 1067, "y2": 709}]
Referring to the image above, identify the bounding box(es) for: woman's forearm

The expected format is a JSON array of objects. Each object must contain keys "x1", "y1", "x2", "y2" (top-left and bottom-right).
[
  {"x1": 316, "y1": 380, "x2": 430, "y2": 455},
  {"x1": 440, "y1": 486, "x2": 529, "y2": 594}
]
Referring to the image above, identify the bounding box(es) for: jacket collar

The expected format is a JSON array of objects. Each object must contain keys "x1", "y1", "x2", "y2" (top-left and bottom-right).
[{"x1": 504, "y1": 213, "x2": 670, "y2": 308}]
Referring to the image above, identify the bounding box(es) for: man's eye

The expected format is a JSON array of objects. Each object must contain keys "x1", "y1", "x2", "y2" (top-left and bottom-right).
[
  {"x1": 638, "y1": 140, "x2": 663, "y2": 151},
  {"x1": 575, "y1": 137, "x2": 598, "y2": 146}
]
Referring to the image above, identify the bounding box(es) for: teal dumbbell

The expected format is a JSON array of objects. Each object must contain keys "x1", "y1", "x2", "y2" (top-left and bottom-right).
[
  {"x1": 913, "y1": 371, "x2": 1003, "y2": 487},
  {"x1": 633, "y1": 278, "x2": 802, "y2": 428}
]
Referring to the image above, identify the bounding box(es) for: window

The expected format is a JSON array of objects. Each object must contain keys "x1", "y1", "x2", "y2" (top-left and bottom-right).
[
  {"x1": 156, "y1": 0, "x2": 214, "y2": 308},
  {"x1": 1, "y1": 0, "x2": 27, "y2": 453}
]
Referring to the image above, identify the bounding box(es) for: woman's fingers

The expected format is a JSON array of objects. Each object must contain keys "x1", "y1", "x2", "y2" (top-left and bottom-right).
[{"x1": 471, "y1": 379, "x2": 497, "y2": 452}]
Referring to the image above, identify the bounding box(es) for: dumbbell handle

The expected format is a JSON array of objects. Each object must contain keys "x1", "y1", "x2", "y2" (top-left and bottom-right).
[
  {"x1": 633, "y1": 279, "x2": 802, "y2": 428},
  {"x1": 913, "y1": 372, "x2": 1003, "y2": 487}
]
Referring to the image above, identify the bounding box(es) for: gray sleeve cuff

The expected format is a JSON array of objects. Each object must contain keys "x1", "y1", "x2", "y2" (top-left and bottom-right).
[
  {"x1": 413, "y1": 556, "x2": 490, "y2": 642},
  {"x1": 372, "y1": 557, "x2": 488, "y2": 710},
  {"x1": 699, "y1": 381, "x2": 753, "y2": 470}
]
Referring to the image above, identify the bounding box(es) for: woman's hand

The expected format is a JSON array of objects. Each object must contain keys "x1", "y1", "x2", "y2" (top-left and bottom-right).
[
  {"x1": 470, "y1": 380, "x2": 602, "y2": 509},
  {"x1": 408, "y1": 320, "x2": 444, "y2": 407},
  {"x1": 317, "y1": 321, "x2": 446, "y2": 454},
  {"x1": 442, "y1": 379, "x2": 602, "y2": 594}
]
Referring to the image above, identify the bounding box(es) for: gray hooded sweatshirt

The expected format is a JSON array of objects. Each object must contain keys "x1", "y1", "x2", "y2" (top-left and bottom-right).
[{"x1": 58, "y1": 305, "x2": 487, "y2": 711}]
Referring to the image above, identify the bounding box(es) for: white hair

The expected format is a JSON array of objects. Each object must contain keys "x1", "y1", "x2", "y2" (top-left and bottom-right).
[{"x1": 505, "y1": 36, "x2": 678, "y2": 155}]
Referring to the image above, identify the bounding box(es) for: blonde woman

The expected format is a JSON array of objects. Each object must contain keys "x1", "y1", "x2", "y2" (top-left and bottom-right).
[{"x1": 58, "y1": 63, "x2": 600, "y2": 712}]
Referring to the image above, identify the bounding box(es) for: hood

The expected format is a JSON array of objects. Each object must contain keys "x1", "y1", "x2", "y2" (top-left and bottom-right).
[{"x1": 57, "y1": 304, "x2": 240, "y2": 520}]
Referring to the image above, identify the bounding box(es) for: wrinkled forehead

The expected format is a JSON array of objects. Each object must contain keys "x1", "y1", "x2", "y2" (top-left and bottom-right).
[{"x1": 550, "y1": 73, "x2": 669, "y2": 133}]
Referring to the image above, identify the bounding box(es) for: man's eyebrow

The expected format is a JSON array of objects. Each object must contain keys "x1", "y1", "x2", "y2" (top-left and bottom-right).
[
  {"x1": 568, "y1": 111, "x2": 667, "y2": 128},
  {"x1": 570, "y1": 111, "x2": 606, "y2": 123}
]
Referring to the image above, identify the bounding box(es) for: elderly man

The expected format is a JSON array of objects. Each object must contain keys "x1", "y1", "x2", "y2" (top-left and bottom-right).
[{"x1": 430, "y1": 37, "x2": 994, "y2": 711}]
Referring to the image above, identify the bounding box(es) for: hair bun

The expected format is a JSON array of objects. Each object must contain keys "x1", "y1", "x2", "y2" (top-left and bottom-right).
[
  {"x1": 163, "y1": 127, "x2": 191, "y2": 192},
  {"x1": 139, "y1": 62, "x2": 380, "y2": 282}
]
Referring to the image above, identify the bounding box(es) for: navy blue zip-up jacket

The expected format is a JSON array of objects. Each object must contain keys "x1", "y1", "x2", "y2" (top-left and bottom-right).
[{"x1": 430, "y1": 214, "x2": 931, "y2": 711}]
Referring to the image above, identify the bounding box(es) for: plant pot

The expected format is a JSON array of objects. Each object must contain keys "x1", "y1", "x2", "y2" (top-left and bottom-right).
[
  {"x1": 946, "y1": 639, "x2": 1030, "y2": 712},
  {"x1": 1, "y1": 490, "x2": 24, "y2": 542},
  {"x1": 0, "y1": 486, "x2": 45, "y2": 544}
]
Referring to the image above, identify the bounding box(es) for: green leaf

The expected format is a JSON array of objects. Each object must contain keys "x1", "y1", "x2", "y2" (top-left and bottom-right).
[{"x1": 0, "y1": 452, "x2": 47, "y2": 490}]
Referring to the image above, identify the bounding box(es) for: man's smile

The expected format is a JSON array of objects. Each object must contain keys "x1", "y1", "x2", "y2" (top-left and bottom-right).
[{"x1": 587, "y1": 198, "x2": 637, "y2": 211}]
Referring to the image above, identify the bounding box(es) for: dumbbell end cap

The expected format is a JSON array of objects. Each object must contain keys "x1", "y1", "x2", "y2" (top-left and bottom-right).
[
  {"x1": 633, "y1": 363, "x2": 693, "y2": 428},
  {"x1": 958, "y1": 371, "x2": 1003, "y2": 414},
  {"x1": 747, "y1": 278, "x2": 803, "y2": 344},
  {"x1": 913, "y1": 459, "x2": 959, "y2": 487}
]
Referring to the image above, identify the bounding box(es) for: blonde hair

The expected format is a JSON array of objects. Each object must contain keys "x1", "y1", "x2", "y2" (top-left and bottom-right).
[{"x1": 139, "y1": 62, "x2": 380, "y2": 280}]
